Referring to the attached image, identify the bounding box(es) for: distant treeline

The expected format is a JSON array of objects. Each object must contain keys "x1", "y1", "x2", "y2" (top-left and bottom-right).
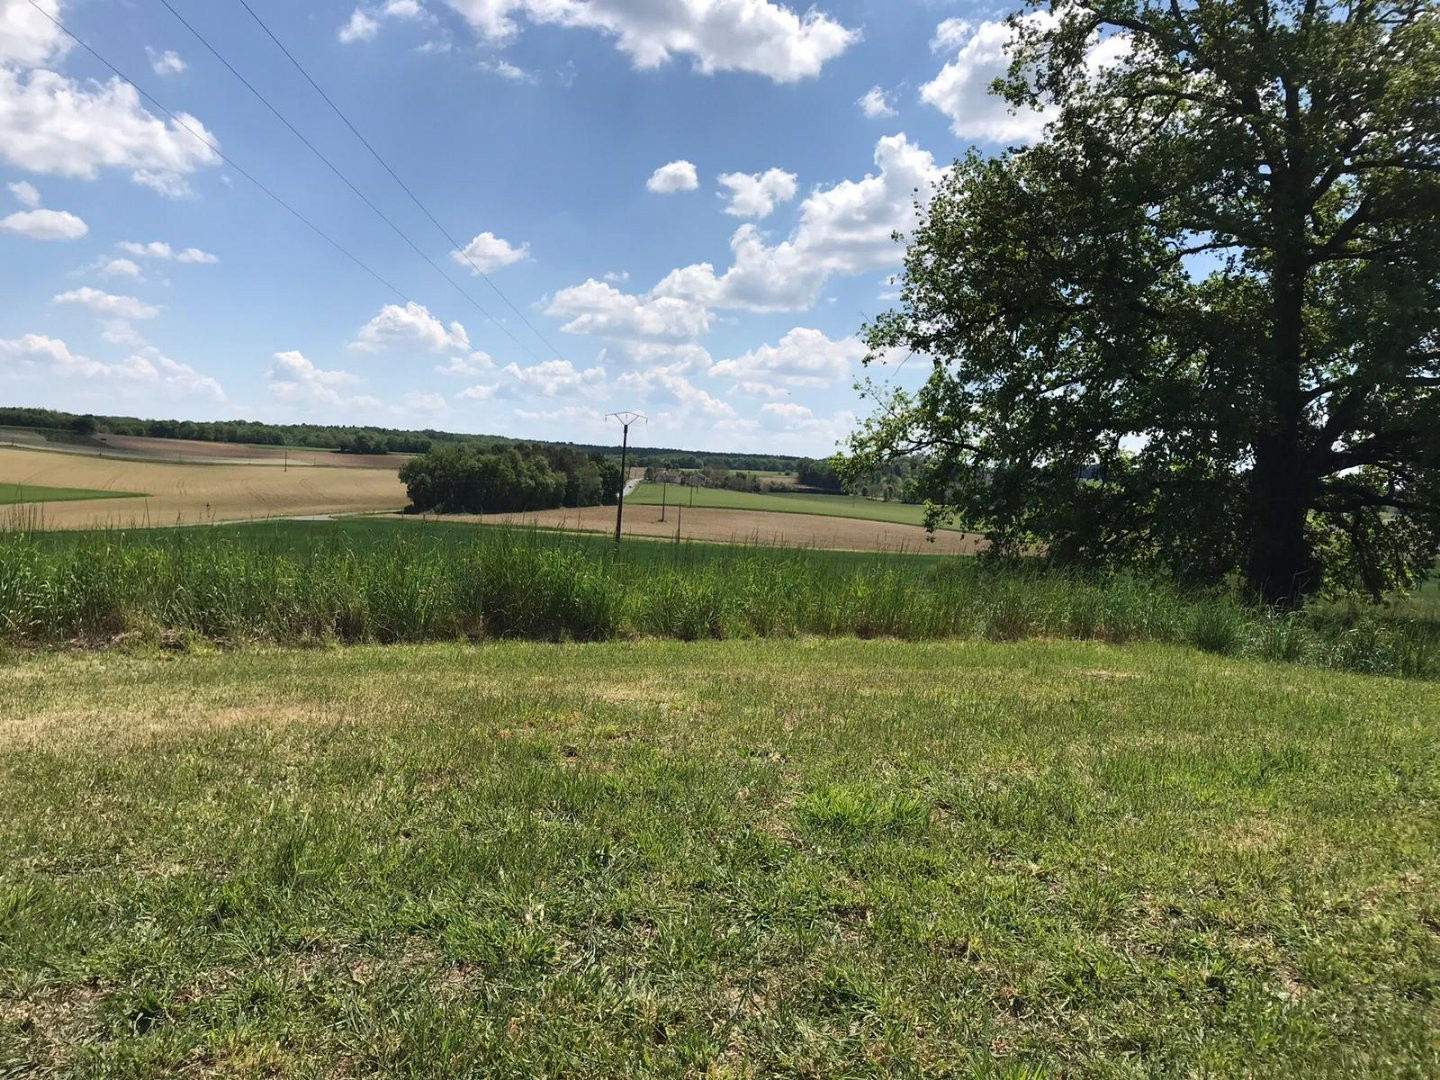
[
  {"x1": 400, "y1": 443, "x2": 622, "y2": 514},
  {"x1": 0, "y1": 406, "x2": 805, "y2": 471}
]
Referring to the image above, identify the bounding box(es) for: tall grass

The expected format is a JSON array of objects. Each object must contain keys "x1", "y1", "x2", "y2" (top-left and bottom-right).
[{"x1": 0, "y1": 523, "x2": 1435, "y2": 678}]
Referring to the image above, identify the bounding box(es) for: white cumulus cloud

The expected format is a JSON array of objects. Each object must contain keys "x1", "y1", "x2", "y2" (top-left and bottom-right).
[
  {"x1": 0, "y1": 332, "x2": 91, "y2": 373},
  {"x1": 931, "y1": 18, "x2": 972, "y2": 53},
  {"x1": 614, "y1": 364, "x2": 738, "y2": 423},
  {"x1": 545, "y1": 278, "x2": 712, "y2": 342},
  {"x1": 350, "y1": 301, "x2": 470, "y2": 353},
  {"x1": 339, "y1": 10, "x2": 380, "y2": 42},
  {"x1": 451, "y1": 231, "x2": 529, "y2": 273},
  {"x1": 856, "y1": 86, "x2": 896, "y2": 119},
  {"x1": 444, "y1": 0, "x2": 857, "y2": 82},
  {"x1": 268, "y1": 350, "x2": 380, "y2": 410},
  {"x1": 99, "y1": 258, "x2": 142, "y2": 278},
  {"x1": 717, "y1": 168, "x2": 797, "y2": 219},
  {"x1": 711, "y1": 327, "x2": 865, "y2": 389},
  {"x1": 116, "y1": 240, "x2": 218, "y2": 264},
  {"x1": 1, "y1": 207, "x2": 86, "y2": 239},
  {"x1": 436, "y1": 351, "x2": 495, "y2": 377},
  {"x1": 647, "y1": 159, "x2": 699, "y2": 194},
  {"x1": 101, "y1": 320, "x2": 145, "y2": 346},
  {"x1": 339, "y1": 0, "x2": 427, "y2": 43},
  {"x1": 0, "y1": 334, "x2": 223, "y2": 399},
  {"x1": 8, "y1": 179, "x2": 40, "y2": 206},
  {"x1": 115, "y1": 346, "x2": 225, "y2": 400},
  {"x1": 0, "y1": 67, "x2": 220, "y2": 195},
  {"x1": 0, "y1": 0, "x2": 69, "y2": 66},
  {"x1": 921, "y1": 13, "x2": 1129, "y2": 144},
  {"x1": 53, "y1": 286, "x2": 160, "y2": 320},
  {"x1": 477, "y1": 58, "x2": 532, "y2": 81},
  {"x1": 147, "y1": 48, "x2": 187, "y2": 76},
  {"x1": 495, "y1": 358, "x2": 607, "y2": 398},
  {"x1": 652, "y1": 133, "x2": 943, "y2": 313}
]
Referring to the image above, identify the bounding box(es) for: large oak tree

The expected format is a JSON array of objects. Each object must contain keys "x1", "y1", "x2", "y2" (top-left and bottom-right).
[{"x1": 847, "y1": 0, "x2": 1439, "y2": 603}]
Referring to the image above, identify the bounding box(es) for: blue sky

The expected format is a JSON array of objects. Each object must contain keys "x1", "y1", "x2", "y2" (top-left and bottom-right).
[{"x1": 0, "y1": 0, "x2": 1050, "y2": 454}]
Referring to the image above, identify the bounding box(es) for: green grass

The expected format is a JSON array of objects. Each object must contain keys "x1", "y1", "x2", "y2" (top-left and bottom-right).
[
  {"x1": 0, "y1": 639, "x2": 1436, "y2": 1076},
  {"x1": 1, "y1": 519, "x2": 1437, "y2": 680},
  {"x1": 0, "y1": 483, "x2": 143, "y2": 506},
  {"x1": 626, "y1": 482, "x2": 954, "y2": 528},
  {"x1": 226, "y1": 516, "x2": 945, "y2": 570},
  {"x1": 1404, "y1": 576, "x2": 1439, "y2": 618}
]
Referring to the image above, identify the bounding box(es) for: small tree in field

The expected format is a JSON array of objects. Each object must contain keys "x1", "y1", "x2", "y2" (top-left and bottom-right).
[{"x1": 846, "y1": 0, "x2": 1440, "y2": 604}]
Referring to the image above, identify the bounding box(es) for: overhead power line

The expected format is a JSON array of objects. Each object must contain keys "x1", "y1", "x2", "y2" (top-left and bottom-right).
[
  {"x1": 23, "y1": 0, "x2": 409, "y2": 303},
  {"x1": 153, "y1": 0, "x2": 547, "y2": 366},
  {"x1": 231, "y1": 0, "x2": 568, "y2": 363}
]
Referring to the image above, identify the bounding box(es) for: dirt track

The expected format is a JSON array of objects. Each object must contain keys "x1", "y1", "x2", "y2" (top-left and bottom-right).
[
  {"x1": 462, "y1": 504, "x2": 984, "y2": 555},
  {"x1": 0, "y1": 446, "x2": 406, "y2": 529}
]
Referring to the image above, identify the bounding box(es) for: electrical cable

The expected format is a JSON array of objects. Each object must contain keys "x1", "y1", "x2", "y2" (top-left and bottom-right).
[
  {"x1": 232, "y1": 0, "x2": 570, "y2": 362},
  {"x1": 153, "y1": 0, "x2": 545, "y2": 363},
  {"x1": 23, "y1": 0, "x2": 410, "y2": 303}
]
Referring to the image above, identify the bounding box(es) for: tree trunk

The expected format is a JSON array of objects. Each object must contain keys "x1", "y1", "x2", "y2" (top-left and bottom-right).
[
  {"x1": 1246, "y1": 225, "x2": 1316, "y2": 607},
  {"x1": 1245, "y1": 433, "x2": 1315, "y2": 606}
]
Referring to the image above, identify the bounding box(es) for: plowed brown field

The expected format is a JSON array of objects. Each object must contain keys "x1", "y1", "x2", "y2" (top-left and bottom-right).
[{"x1": 0, "y1": 447, "x2": 406, "y2": 529}]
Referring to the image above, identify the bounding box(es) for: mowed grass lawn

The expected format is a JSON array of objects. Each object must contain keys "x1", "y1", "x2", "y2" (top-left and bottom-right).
[
  {"x1": 0, "y1": 483, "x2": 143, "y2": 506},
  {"x1": 2, "y1": 640, "x2": 1437, "y2": 1077},
  {"x1": 626, "y1": 483, "x2": 956, "y2": 529}
]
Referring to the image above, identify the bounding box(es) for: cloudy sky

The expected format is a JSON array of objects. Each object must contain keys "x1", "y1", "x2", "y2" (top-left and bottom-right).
[{"x1": 1, "y1": 0, "x2": 1048, "y2": 454}]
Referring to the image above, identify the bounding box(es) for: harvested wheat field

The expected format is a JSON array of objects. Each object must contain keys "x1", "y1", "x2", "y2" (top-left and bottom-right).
[
  {"x1": 93, "y1": 434, "x2": 405, "y2": 469},
  {"x1": 466, "y1": 503, "x2": 985, "y2": 554},
  {"x1": 0, "y1": 446, "x2": 406, "y2": 529}
]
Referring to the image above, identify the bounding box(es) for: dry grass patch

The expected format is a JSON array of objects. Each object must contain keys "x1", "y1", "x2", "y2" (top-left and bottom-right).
[
  {"x1": 95, "y1": 434, "x2": 405, "y2": 469},
  {"x1": 0, "y1": 446, "x2": 405, "y2": 529}
]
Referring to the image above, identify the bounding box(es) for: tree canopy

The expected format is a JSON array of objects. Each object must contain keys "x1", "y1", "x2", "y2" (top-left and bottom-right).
[
  {"x1": 0, "y1": 407, "x2": 804, "y2": 473},
  {"x1": 399, "y1": 445, "x2": 617, "y2": 515},
  {"x1": 845, "y1": 0, "x2": 1440, "y2": 603}
]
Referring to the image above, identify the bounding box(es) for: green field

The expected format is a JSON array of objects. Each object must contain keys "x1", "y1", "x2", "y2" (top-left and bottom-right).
[
  {"x1": 0, "y1": 483, "x2": 143, "y2": 506},
  {"x1": 234, "y1": 516, "x2": 946, "y2": 569},
  {"x1": 626, "y1": 482, "x2": 953, "y2": 528},
  {"x1": 1, "y1": 639, "x2": 1436, "y2": 1076}
]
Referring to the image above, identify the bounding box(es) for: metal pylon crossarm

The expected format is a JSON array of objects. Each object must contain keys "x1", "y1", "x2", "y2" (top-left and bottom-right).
[{"x1": 606, "y1": 411, "x2": 647, "y2": 550}]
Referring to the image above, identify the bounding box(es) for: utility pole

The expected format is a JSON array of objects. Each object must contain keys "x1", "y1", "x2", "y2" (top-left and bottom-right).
[
  {"x1": 660, "y1": 477, "x2": 668, "y2": 522},
  {"x1": 606, "y1": 411, "x2": 646, "y2": 550}
]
